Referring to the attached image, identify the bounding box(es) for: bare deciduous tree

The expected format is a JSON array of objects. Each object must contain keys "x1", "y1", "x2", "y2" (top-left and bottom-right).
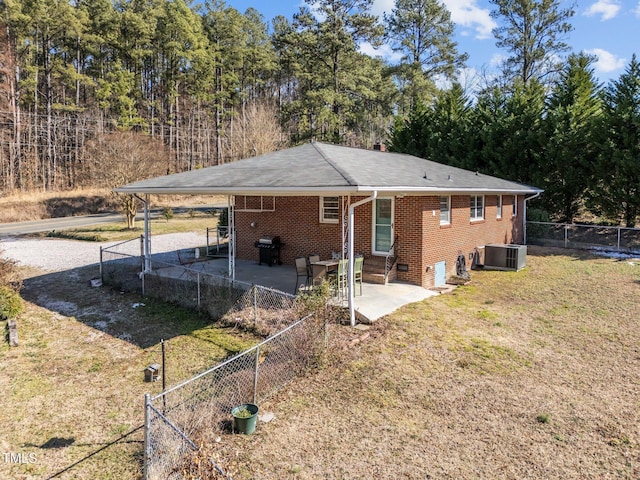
[
  {"x1": 235, "y1": 101, "x2": 286, "y2": 158},
  {"x1": 84, "y1": 131, "x2": 169, "y2": 228}
]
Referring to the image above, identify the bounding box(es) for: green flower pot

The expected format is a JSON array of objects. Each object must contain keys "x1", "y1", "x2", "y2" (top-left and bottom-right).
[{"x1": 231, "y1": 403, "x2": 259, "y2": 434}]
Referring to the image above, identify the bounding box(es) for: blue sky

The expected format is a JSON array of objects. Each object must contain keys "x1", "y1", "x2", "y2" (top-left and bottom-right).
[{"x1": 223, "y1": 0, "x2": 637, "y2": 88}]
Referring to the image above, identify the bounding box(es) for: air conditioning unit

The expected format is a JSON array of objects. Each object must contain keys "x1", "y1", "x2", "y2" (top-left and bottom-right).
[{"x1": 483, "y1": 244, "x2": 527, "y2": 271}]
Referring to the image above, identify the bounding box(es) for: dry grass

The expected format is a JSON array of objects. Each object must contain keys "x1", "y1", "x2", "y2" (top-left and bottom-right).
[
  {"x1": 0, "y1": 189, "x2": 225, "y2": 223},
  {"x1": 185, "y1": 246, "x2": 640, "y2": 479},
  {"x1": 3, "y1": 246, "x2": 639, "y2": 479},
  {"x1": 0, "y1": 261, "x2": 261, "y2": 480},
  {"x1": 43, "y1": 211, "x2": 221, "y2": 242},
  {"x1": 0, "y1": 188, "x2": 116, "y2": 223}
]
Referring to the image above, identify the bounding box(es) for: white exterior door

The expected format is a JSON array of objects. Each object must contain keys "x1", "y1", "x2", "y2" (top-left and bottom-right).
[{"x1": 373, "y1": 198, "x2": 394, "y2": 255}]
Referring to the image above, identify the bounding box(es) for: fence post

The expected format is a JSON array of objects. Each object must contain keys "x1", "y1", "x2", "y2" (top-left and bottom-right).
[
  {"x1": 564, "y1": 225, "x2": 568, "y2": 248},
  {"x1": 253, "y1": 286, "x2": 258, "y2": 328},
  {"x1": 253, "y1": 346, "x2": 260, "y2": 405},
  {"x1": 324, "y1": 320, "x2": 329, "y2": 350},
  {"x1": 617, "y1": 227, "x2": 621, "y2": 251},
  {"x1": 197, "y1": 273, "x2": 201, "y2": 308},
  {"x1": 144, "y1": 393, "x2": 151, "y2": 480},
  {"x1": 99, "y1": 246, "x2": 104, "y2": 284},
  {"x1": 140, "y1": 235, "x2": 145, "y2": 272}
]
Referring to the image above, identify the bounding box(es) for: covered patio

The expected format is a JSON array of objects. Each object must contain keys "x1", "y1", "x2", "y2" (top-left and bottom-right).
[
  {"x1": 150, "y1": 254, "x2": 439, "y2": 323},
  {"x1": 115, "y1": 142, "x2": 419, "y2": 327},
  {"x1": 115, "y1": 142, "x2": 537, "y2": 325}
]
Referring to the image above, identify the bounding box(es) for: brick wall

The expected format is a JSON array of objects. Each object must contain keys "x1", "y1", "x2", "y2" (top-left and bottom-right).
[
  {"x1": 235, "y1": 196, "x2": 348, "y2": 266},
  {"x1": 392, "y1": 193, "x2": 525, "y2": 287},
  {"x1": 234, "y1": 194, "x2": 525, "y2": 288}
]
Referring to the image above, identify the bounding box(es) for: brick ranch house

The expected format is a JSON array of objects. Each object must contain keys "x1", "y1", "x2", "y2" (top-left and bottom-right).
[{"x1": 117, "y1": 142, "x2": 541, "y2": 319}]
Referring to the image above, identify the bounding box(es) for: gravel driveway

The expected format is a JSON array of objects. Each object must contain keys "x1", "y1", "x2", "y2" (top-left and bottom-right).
[{"x1": 0, "y1": 232, "x2": 208, "y2": 272}]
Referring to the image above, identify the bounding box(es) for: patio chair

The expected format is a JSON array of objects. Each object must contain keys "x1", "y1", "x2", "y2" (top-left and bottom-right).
[
  {"x1": 354, "y1": 255, "x2": 364, "y2": 296},
  {"x1": 177, "y1": 248, "x2": 207, "y2": 277},
  {"x1": 295, "y1": 256, "x2": 310, "y2": 293},
  {"x1": 327, "y1": 258, "x2": 348, "y2": 295},
  {"x1": 306, "y1": 253, "x2": 320, "y2": 278}
]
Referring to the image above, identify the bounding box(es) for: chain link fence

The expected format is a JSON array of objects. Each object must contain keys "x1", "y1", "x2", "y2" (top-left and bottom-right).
[
  {"x1": 100, "y1": 236, "x2": 326, "y2": 479},
  {"x1": 100, "y1": 236, "x2": 145, "y2": 292},
  {"x1": 100, "y1": 237, "x2": 298, "y2": 332},
  {"x1": 527, "y1": 221, "x2": 640, "y2": 255},
  {"x1": 142, "y1": 257, "x2": 299, "y2": 334},
  {"x1": 144, "y1": 313, "x2": 325, "y2": 480}
]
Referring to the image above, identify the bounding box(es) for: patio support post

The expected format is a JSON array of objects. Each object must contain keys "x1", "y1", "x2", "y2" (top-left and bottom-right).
[
  {"x1": 228, "y1": 195, "x2": 235, "y2": 281},
  {"x1": 348, "y1": 191, "x2": 377, "y2": 327},
  {"x1": 135, "y1": 194, "x2": 152, "y2": 272}
]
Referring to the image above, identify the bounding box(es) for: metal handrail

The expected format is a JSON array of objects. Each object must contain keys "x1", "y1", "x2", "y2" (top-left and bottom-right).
[
  {"x1": 384, "y1": 236, "x2": 398, "y2": 281},
  {"x1": 206, "y1": 225, "x2": 229, "y2": 256}
]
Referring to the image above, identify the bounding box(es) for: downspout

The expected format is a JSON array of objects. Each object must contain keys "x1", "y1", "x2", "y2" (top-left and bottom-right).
[
  {"x1": 348, "y1": 191, "x2": 377, "y2": 327},
  {"x1": 134, "y1": 194, "x2": 151, "y2": 272},
  {"x1": 523, "y1": 192, "x2": 542, "y2": 245},
  {"x1": 228, "y1": 195, "x2": 235, "y2": 281}
]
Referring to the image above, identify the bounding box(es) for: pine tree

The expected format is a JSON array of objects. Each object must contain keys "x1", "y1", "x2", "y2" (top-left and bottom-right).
[
  {"x1": 490, "y1": 0, "x2": 574, "y2": 86},
  {"x1": 589, "y1": 55, "x2": 640, "y2": 227},
  {"x1": 388, "y1": 84, "x2": 471, "y2": 167},
  {"x1": 385, "y1": 0, "x2": 468, "y2": 110},
  {"x1": 469, "y1": 81, "x2": 546, "y2": 184},
  {"x1": 279, "y1": 0, "x2": 384, "y2": 143},
  {"x1": 543, "y1": 53, "x2": 602, "y2": 223}
]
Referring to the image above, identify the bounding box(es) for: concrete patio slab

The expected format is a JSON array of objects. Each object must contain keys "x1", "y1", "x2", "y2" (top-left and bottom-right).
[
  {"x1": 350, "y1": 281, "x2": 440, "y2": 322},
  {"x1": 151, "y1": 256, "x2": 443, "y2": 323}
]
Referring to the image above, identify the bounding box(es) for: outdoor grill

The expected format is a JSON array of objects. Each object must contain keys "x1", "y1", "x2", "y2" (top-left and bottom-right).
[{"x1": 254, "y1": 236, "x2": 282, "y2": 266}]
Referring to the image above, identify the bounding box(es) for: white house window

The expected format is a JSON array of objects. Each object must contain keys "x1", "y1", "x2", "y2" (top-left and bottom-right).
[
  {"x1": 320, "y1": 196, "x2": 339, "y2": 223},
  {"x1": 512, "y1": 195, "x2": 518, "y2": 217},
  {"x1": 440, "y1": 196, "x2": 451, "y2": 225},
  {"x1": 497, "y1": 195, "x2": 503, "y2": 219},
  {"x1": 470, "y1": 195, "x2": 484, "y2": 221}
]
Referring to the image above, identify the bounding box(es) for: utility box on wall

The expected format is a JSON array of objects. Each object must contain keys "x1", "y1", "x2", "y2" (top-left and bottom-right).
[
  {"x1": 483, "y1": 244, "x2": 527, "y2": 271},
  {"x1": 434, "y1": 260, "x2": 447, "y2": 287}
]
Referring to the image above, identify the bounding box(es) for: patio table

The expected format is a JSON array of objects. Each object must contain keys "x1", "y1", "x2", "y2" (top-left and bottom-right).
[{"x1": 311, "y1": 259, "x2": 339, "y2": 285}]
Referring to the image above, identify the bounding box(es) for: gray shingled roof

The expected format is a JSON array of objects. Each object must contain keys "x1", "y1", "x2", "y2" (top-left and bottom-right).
[{"x1": 115, "y1": 142, "x2": 541, "y2": 196}]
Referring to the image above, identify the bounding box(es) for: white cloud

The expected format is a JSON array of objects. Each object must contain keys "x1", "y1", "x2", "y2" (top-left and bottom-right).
[
  {"x1": 443, "y1": 0, "x2": 497, "y2": 40},
  {"x1": 584, "y1": 1, "x2": 621, "y2": 21},
  {"x1": 359, "y1": 41, "x2": 403, "y2": 63},
  {"x1": 456, "y1": 67, "x2": 483, "y2": 93},
  {"x1": 585, "y1": 48, "x2": 626, "y2": 73},
  {"x1": 489, "y1": 53, "x2": 506, "y2": 68},
  {"x1": 634, "y1": 1, "x2": 640, "y2": 17},
  {"x1": 374, "y1": 0, "x2": 495, "y2": 40},
  {"x1": 372, "y1": 0, "x2": 395, "y2": 18}
]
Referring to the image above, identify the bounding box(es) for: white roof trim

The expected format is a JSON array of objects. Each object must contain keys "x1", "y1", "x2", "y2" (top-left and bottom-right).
[{"x1": 115, "y1": 185, "x2": 542, "y2": 196}]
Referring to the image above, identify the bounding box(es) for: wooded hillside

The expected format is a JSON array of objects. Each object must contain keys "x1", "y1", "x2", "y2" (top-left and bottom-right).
[{"x1": 0, "y1": 0, "x2": 638, "y2": 225}]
